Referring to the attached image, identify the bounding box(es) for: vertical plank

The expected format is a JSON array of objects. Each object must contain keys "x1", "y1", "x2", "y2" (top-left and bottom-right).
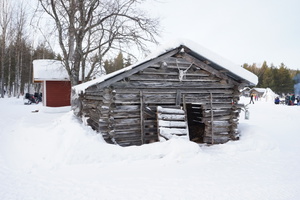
[
  {"x1": 140, "y1": 91, "x2": 145, "y2": 144},
  {"x1": 182, "y1": 95, "x2": 190, "y2": 140},
  {"x1": 210, "y1": 92, "x2": 214, "y2": 144},
  {"x1": 176, "y1": 90, "x2": 181, "y2": 106}
]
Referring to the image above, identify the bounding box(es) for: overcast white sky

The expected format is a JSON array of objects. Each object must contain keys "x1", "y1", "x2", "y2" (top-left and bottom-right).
[{"x1": 143, "y1": 0, "x2": 300, "y2": 70}]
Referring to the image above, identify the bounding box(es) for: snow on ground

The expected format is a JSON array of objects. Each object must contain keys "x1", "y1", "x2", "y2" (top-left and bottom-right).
[{"x1": 0, "y1": 96, "x2": 299, "y2": 200}]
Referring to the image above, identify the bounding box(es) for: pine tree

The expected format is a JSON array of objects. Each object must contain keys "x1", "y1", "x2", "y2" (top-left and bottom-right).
[
  {"x1": 124, "y1": 55, "x2": 132, "y2": 67},
  {"x1": 261, "y1": 66, "x2": 273, "y2": 88},
  {"x1": 257, "y1": 61, "x2": 268, "y2": 88},
  {"x1": 276, "y1": 63, "x2": 293, "y2": 94},
  {"x1": 113, "y1": 52, "x2": 124, "y2": 71}
]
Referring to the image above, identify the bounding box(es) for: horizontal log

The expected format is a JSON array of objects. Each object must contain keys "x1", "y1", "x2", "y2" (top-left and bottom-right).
[
  {"x1": 211, "y1": 121, "x2": 230, "y2": 126},
  {"x1": 184, "y1": 98, "x2": 233, "y2": 104},
  {"x1": 112, "y1": 81, "x2": 234, "y2": 89},
  {"x1": 157, "y1": 106, "x2": 184, "y2": 114},
  {"x1": 114, "y1": 132, "x2": 142, "y2": 138},
  {"x1": 129, "y1": 75, "x2": 220, "y2": 82},
  {"x1": 203, "y1": 136, "x2": 230, "y2": 144},
  {"x1": 111, "y1": 113, "x2": 140, "y2": 119},
  {"x1": 158, "y1": 120, "x2": 187, "y2": 128},
  {"x1": 114, "y1": 118, "x2": 140, "y2": 124},
  {"x1": 203, "y1": 115, "x2": 232, "y2": 122},
  {"x1": 159, "y1": 127, "x2": 188, "y2": 135},
  {"x1": 202, "y1": 104, "x2": 233, "y2": 109},
  {"x1": 206, "y1": 127, "x2": 230, "y2": 132},
  {"x1": 109, "y1": 88, "x2": 235, "y2": 95},
  {"x1": 114, "y1": 93, "x2": 139, "y2": 99},
  {"x1": 114, "y1": 105, "x2": 140, "y2": 111},
  {"x1": 157, "y1": 113, "x2": 185, "y2": 121},
  {"x1": 140, "y1": 70, "x2": 210, "y2": 77},
  {"x1": 203, "y1": 110, "x2": 232, "y2": 117},
  {"x1": 113, "y1": 126, "x2": 141, "y2": 133}
]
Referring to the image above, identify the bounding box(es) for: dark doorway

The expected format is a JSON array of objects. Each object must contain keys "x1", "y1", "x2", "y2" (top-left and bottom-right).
[{"x1": 186, "y1": 104, "x2": 205, "y2": 143}]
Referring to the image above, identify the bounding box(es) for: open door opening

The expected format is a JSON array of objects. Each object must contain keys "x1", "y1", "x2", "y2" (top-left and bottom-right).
[{"x1": 186, "y1": 104, "x2": 205, "y2": 143}]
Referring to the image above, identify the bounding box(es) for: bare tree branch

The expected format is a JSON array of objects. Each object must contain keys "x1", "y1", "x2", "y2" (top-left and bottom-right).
[{"x1": 38, "y1": 0, "x2": 160, "y2": 86}]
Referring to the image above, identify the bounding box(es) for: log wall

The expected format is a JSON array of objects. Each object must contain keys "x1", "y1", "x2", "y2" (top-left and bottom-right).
[{"x1": 74, "y1": 55, "x2": 243, "y2": 146}]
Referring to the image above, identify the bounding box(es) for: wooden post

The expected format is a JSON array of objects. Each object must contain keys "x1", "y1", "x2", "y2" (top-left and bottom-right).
[
  {"x1": 176, "y1": 90, "x2": 181, "y2": 106},
  {"x1": 210, "y1": 92, "x2": 214, "y2": 144},
  {"x1": 140, "y1": 91, "x2": 145, "y2": 144},
  {"x1": 183, "y1": 95, "x2": 190, "y2": 140}
]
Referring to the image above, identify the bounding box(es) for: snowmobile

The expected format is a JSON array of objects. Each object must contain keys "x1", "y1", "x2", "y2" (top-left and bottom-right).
[
  {"x1": 24, "y1": 93, "x2": 40, "y2": 105},
  {"x1": 34, "y1": 92, "x2": 42, "y2": 102}
]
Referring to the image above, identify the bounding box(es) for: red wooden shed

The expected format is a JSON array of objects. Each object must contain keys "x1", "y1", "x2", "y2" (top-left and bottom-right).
[{"x1": 33, "y1": 59, "x2": 71, "y2": 107}]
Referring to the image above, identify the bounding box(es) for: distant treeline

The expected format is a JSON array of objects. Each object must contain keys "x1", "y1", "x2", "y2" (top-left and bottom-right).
[
  {"x1": 103, "y1": 52, "x2": 132, "y2": 75},
  {"x1": 243, "y1": 61, "x2": 299, "y2": 95},
  {"x1": 0, "y1": 40, "x2": 60, "y2": 97}
]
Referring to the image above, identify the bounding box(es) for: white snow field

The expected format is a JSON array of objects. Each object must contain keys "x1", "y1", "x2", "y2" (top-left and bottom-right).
[{"x1": 0, "y1": 96, "x2": 299, "y2": 200}]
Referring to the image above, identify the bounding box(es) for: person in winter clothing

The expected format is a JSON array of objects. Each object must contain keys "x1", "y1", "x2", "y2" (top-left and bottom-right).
[
  {"x1": 249, "y1": 94, "x2": 255, "y2": 104},
  {"x1": 285, "y1": 95, "x2": 290, "y2": 105},
  {"x1": 291, "y1": 94, "x2": 295, "y2": 105},
  {"x1": 274, "y1": 97, "x2": 280, "y2": 104}
]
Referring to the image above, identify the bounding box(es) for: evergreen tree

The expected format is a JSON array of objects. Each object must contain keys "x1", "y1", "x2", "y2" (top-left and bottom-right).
[
  {"x1": 257, "y1": 61, "x2": 268, "y2": 88},
  {"x1": 124, "y1": 55, "x2": 132, "y2": 67},
  {"x1": 33, "y1": 43, "x2": 56, "y2": 60},
  {"x1": 103, "y1": 52, "x2": 129, "y2": 75},
  {"x1": 261, "y1": 66, "x2": 273, "y2": 88},
  {"x1": 113, "y1": 52, "x2": 124, "y2": 72},
  {"x1": 276, "y1": 63, "x2": 294, "y2": 94}
]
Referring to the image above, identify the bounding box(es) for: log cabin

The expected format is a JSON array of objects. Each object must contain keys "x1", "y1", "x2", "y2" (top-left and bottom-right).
[{"x1": 72, "y1": 39, "x2": 258, "y2": 146}]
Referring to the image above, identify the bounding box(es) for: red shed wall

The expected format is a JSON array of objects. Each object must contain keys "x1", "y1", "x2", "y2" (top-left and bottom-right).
[{"x1": 46, "y1": 81, "x2": 71, "y2": 107}]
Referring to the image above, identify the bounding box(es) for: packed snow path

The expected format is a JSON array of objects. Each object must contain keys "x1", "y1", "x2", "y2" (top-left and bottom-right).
[{"x1": 0, "y1": 97, "x2": 299, "y2": 200}]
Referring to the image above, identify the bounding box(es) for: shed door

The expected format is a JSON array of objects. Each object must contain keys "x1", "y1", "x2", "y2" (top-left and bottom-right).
[
  {"x1": 46, "y1": 81, "x2": 71, "y2": 107},
  {"x1": 157, "y1": 106, "x2": 189, "y2": 140}
]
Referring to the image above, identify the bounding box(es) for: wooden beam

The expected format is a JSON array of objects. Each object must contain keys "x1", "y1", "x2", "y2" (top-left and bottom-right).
[
  {"x1": 181, "y1": 53, "x2": 240, "y2": 86},
  {"x1": 210, "y1": 92, "x2": 214, "y2": 144},
  {"x1": 97, "y1": 48, "x2": 180, "y2": 89},
  {"x1": 140, "y1": 91, "x2": 145, "y2": 144},
  {"x1": 176, "y1": 90, "x2": 181, "y2": 106}
]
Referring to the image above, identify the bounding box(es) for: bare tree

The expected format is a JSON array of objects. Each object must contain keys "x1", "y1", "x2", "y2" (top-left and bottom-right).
[
  {"x1": 12, "y1": 4, "x2": 27, "y2": 97},
  {"x1": 38, "y1": 0, "x2": 160, "y2": 86},
  {"x1": 0, "y1": 0, "x2": 12, "y2": 97}
]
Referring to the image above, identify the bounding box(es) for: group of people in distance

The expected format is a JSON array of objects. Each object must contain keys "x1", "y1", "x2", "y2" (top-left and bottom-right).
[{"x1": 275, "y1": 94, "x2": 300, "y2": 105}]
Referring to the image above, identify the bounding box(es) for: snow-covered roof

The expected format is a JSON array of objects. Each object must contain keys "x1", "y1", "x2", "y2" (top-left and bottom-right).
[
  {"x1": 73, "y1": 38, "x2": 258, "y2": 94},
  {"x1": 33, "y1": 59, "x2": 104, "y2": 82},
  {"x1": 33, "y1": 59, "x2": 69, "y2": 81},
  {"x1": 251, "y1": 88, "x2": 266, "y2": 93}
]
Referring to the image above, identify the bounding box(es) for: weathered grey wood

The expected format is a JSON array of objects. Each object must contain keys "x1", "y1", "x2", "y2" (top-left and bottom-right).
[
  {"x1": 73, "y1": 47, "x2": 247, "y2": 146},
  {"x1": 97, "y1": 49, "x2": 180, "y2": 89},
  {"x1": 176, "y1": 90, "x2": 181, "y2": 106},
  {"x1": 210, "y1": 93, "x2": 214, "y2": 144},
  {"x1": 157, "y1": 106, "x2": 189, "y2": 140},
  {"x1": 140, "y1": 91, "x2": 145, "y2": 144},
  {"x1": 158, "y1": 120, "x2": 187, "y2": 128},
  {"x1": 157, "y1": 113, "x2": 185, "y2": 121},
  {"x1": 182, "y1": 95, "x2": 190, "y2": 140},
  {"x1": 159, "y1": 127, "x2": 188, "y2": 135},
  {"x1": 111, "y1": 81, "x2": 234, "y2": 89},
  {"x1": 181, "y1": 52, "x2": 240, "y2": 86}
]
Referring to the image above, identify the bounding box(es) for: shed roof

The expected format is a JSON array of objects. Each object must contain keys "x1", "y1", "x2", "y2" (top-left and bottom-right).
[
  {"x1": 33, "y1": 59, "x2": 69, "y2": 81},
  {"x1": 73, "y1": 39, "x2": 258, "y2": 94},
  {"x1": 33, "y1": 59, "x2": 104, "y2": 82}
]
